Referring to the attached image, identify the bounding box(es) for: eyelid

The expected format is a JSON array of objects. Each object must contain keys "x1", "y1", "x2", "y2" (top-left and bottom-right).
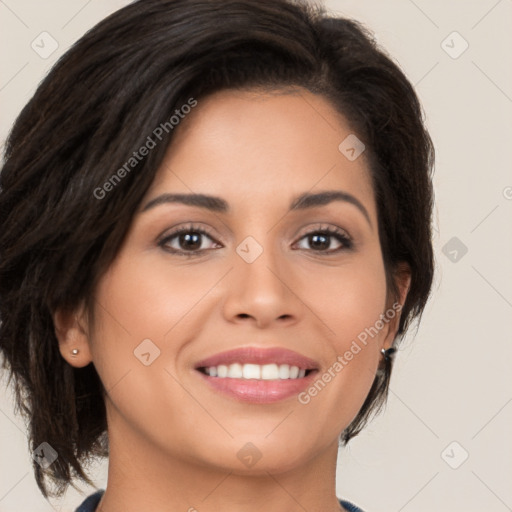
[
  {"x1": 295, "y1": 223, "x2": 352, "y2": 241},
  {"x1": 158, "y1": 221, "x2": 218, "y2": 239}
]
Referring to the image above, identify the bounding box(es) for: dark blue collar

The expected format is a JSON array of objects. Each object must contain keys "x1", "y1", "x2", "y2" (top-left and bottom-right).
[{"x1": 75, "y1": 489, "x2": 364, "y2": 512}]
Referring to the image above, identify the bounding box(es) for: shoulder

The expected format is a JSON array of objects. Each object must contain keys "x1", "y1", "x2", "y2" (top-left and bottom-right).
[
  {"x1": 75, "y1": 489, "x2": 105, "y2": 512},
  {"x1": 339, "y1": 498, "x2": 365, "y2": 512}
]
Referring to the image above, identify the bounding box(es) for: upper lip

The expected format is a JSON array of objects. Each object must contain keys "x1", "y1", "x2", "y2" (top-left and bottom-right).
[{"x1": 194, "y1": 346, "x2": 319, "y2": 370}]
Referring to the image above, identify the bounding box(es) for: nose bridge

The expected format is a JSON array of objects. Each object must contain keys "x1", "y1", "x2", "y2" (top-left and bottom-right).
[
  {"x1": 222, "y1": 231, "x2": 300, "y2": 326},
  {"x1": 236, "y1": 233, "x2": 287, "y2": 298}
]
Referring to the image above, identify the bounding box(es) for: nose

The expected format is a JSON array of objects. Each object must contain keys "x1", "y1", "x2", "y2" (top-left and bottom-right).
[{"x1": 221, "y1": 242, "x2": 303, "y2": 329}]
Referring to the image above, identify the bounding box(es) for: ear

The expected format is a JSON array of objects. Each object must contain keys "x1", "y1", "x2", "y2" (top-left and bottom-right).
[
  {"x1": 381, "y1": 262, "x2": 411, "y2": 350},
  {"x1": 53, "y1": 303, "x2": 93, "y2": 368}
]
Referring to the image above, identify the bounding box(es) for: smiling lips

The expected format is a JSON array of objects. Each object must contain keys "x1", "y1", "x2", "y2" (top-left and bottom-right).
[{"x1": 195, "y1": 346, "x2": 319, "y2": 404}]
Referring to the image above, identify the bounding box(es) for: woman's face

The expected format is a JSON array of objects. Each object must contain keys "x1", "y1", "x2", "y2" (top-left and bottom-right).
[{"x1": 79, "y1": 88, "x2": 403, "y2": 474}]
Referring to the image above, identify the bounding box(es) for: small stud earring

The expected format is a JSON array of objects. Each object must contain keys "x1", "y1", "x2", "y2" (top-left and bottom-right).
[
  {"x1": 71, "y1": 348, "x2": 79, "y2": 356},
  {"x1": 381, "y1": 347, "x2": 397, "y2": 360}
]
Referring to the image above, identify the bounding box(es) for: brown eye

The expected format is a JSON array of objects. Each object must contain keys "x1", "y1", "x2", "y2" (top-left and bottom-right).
[
  {"x1": 158, "y1": 225, "x2": 221, "y2": 256},
  {"x1": 294, "y1": 227, "x2": 353, "y2": 253}
]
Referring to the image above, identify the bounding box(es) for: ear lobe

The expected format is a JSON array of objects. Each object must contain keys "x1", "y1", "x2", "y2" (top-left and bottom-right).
[{"x1": 53, "y1": 305, "x2": 93, "y2": 368}]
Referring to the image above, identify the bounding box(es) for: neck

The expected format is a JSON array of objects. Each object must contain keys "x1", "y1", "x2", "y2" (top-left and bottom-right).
[{"x1": 96, "y1": 409, "x2": 345, "y2": 512}]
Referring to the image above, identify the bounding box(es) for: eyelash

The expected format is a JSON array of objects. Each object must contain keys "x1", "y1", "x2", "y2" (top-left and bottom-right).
[{"x1": 157, "y1": 223, "x2": 353, "y2": 257}]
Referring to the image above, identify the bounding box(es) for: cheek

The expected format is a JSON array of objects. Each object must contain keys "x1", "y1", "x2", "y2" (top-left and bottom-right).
[
  {"x1": 90, "y1": 252, "x2": 218, "y2": 343},
  {"x1": 294, "y1": 251, "x2": 387, "y2": 417},
  {"x1": 87, "y1": 252, "x2": 225, "y2": 394},
  {"x1": 86, "y1": 257, "x2": 202, "y2": 435},
  {"x1": 302, "y1": 251, "x2": 388, "y2": 348}
]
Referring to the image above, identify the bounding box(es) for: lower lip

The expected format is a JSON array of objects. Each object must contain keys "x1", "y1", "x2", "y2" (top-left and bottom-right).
[{"x1": 196, "y1": 370, "x2": 318, "y2": 404}]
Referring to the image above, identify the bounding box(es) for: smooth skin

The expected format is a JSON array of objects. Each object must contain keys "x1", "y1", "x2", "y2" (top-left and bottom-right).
[{"x1": 55, "y1": 87, "x2": 410, "y2": 512}]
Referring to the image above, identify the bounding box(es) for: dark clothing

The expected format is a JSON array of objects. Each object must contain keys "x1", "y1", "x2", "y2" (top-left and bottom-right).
[{"x1": 75, "y1": 489, "x2": 364, "y2": 512}]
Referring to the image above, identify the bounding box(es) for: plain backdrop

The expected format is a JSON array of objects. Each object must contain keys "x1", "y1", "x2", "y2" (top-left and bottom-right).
[{"x1": 0, "y1": 1, "x2": 511, "y2": 511}]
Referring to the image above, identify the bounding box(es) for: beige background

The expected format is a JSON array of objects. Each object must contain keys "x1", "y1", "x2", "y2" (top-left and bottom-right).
[{"x1": 1, "y1": 1, "x2": 511, "y2": 511}]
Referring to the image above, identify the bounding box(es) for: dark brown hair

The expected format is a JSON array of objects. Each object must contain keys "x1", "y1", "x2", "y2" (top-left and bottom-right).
[{"x1": 0, "y1": 0, "x2": 434, "y2": 499}]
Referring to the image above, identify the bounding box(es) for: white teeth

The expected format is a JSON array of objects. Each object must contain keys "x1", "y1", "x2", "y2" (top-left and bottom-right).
[
  {"x1": 203, "y1": 363, "x2": 309, "y2": 380},
  {"x1": 243, "y1": 363, "x2": 261, "y2": 379},
  {"x1": 261, "y1": 363, "x2": 279, "y2": 380},
  {"x1": 278, "y1": 364, "x2": 290, "y2": 379},
  {"x1": 226, "y1": 363, "x2": 242, "y2": 378}
]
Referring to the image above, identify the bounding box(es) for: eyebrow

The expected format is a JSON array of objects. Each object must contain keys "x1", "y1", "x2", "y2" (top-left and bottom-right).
[{"x1": 141, "y1": 190, "x2": 372, "y2": 228}]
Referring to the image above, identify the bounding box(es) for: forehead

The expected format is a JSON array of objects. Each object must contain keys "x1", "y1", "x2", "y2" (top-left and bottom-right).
[{"x1": 145, "y1": 88, "x2": 376, "y2": 219}]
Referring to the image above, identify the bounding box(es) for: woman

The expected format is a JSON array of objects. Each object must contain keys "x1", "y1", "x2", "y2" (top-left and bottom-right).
[{"x1": 0, "y1": 1, "x2": 434, "y2": 511}]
